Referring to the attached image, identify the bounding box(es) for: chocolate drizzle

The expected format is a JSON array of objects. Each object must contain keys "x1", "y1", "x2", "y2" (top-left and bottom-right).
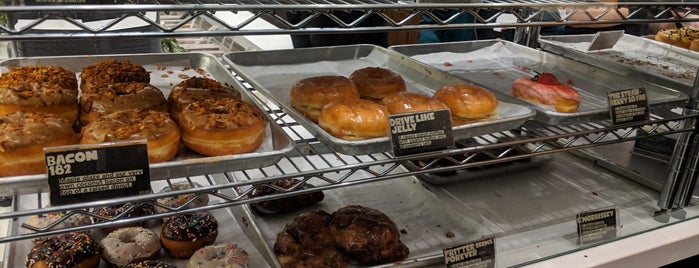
[
  {"x1": 162, "y1": 211, "x2": 218, "y2": 241},
  {"x1": 26, "y1": 232, "x2": 99, "y2": 268}
]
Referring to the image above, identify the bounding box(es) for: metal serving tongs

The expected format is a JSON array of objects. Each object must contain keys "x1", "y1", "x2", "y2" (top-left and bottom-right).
[{"x1": 586, "y1": 30, "x2": 625, "y2": 51}]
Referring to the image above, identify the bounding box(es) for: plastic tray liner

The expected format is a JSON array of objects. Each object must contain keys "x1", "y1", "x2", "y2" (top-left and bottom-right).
[
  {"x1": 389, "y1": 40, "x2": 688, "y2": 125},
  {"x1": 220, "y1": 174, "x2": 486, "y2": 267},
  {"x1": 6, "y1": 177, "x2": 270, "y2": 267},
  {"x1": 0, "y1": 53, "x2": 295, "y2": 188},
  {"x1": 539, "y1": 33, "x2": 699, "y2": 93},
  {"x1": 223, "y1": 44, "x2": 535, "y2": 155}
]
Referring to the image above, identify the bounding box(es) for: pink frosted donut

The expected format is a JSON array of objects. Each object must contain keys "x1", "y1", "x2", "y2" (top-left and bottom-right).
[
  {"x1": 187, "y1": 243, "x2": 249, "y2": 268},
  {"x1": 99, "y1": 226, "x2": 162, "y2": 267}
]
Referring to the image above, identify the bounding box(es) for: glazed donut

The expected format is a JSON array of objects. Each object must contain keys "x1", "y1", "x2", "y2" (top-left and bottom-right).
[
  {"x1": 178, "y1": 98, "x2": 265, "y2": 156},
  {"x1": 80, "y1": 109, "x2": 180, "y2": 163},
  {"x1": 91, "y1": 203, "x2": 155, "y2": 233},
  {"x1": 0, "y1": 111, "x2": 78, "y2": 177},
  {"x1": 349, "y1": 67, "x2": 406, "y2": 101},
  {"x1": 124, "y1": 260, "x2": 177, "y2": 268},
  {"x1": 99, "y1": 227, "x2": 162, "y2": 267},
  {"x1": 155, "y1": 181, "x2": 210, "y2": 214},
  {"x1": 290, "y1": 75, "x2": 360, "y2": 123},
  {"x1": 79, "y1": 82, "x2": 168, "y2": 125},
  {"x1": 26, "y1": 232, "x2": 101, "y2": 268},
  {"x1": 161, "y1": 211, "x2": 219, "y2": 259},
  {"x1": 168, "y1": 76, "x2": 242, "y2": 121},
  {"x1": 0, "y1": 65, "x2": 79, "y2": 122},
  {"x1": 80, "y1": 59, "x2": 150, "y2": 93},
  {"x1": 381, "y1": 91, "x2": 448, "y2": 114},
  {"x1": 433, "y1": 84, "x2": 498, "y2": 125},
  {"x1": 187, "y1": 243, "x2": 250, "y2": 268},
  {"x1": 318, "y1": 98, "x2": 389, "y2": 140}
]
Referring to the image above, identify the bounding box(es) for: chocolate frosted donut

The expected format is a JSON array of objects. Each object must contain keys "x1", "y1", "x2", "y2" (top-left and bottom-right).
[
  {"x1": 26, "y1": 232, "x2": 100, "y2": 268},
  {"x1": 80, "y1": 59, "x2": 150, "y2": 92},
  {"x1": 79, "y1": 82, "x2": 168, "y2": 125},
  {"x1": 161, "y1": 211, "x2": 219, "y2": 259},
  {"x1": 249, "y1": 179, "x2": 324, "y2": 214},
  {"x1": 124, "y1": 260, "x2": 177, "y2": 268}
]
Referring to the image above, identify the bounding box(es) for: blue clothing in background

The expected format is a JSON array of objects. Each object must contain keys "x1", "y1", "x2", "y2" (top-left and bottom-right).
[{"x1": 418, "y1": 10, "x2": 476, "y2": 43}]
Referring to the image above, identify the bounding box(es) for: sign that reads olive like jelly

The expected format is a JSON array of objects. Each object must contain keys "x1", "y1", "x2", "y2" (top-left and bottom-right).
[
  {"x1": 389, "y1": 109, "x2": 454, "y2": 156},
  {"x1": 45, "y1": 140, "x2": 151, "y2": 206},
  {"x1": 576, "y1": 207, "x2": 618, "y2": 245},
  {"x1": 607, "y1": 87, "x2": 650, "y2": 125},
  {"x1": 443, "y1": 236, "x2": 496, "y2": 268}
]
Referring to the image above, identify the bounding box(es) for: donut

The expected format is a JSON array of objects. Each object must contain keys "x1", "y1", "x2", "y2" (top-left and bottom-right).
[
  {"x1": 178, "y1": 98, "x2": 265, "y2": 156},
  {"x1": 99, "y1": 227, "x2": 162, "y2": 267},
  {"x1": 433, "y1": 84, "x2": 498, "y2": 125},
  {"x1": 289, "y1": 75, "x2": 360, "y2": 123},
  {"x1": 80, "y1": 59, "x2": 150, "y2": 93},
  {"x1": 0, "y1": 65, "x2": 79, "y2": 122},
  {"x1": 25, "y1": 210, "x2": 92, "y2": 232},
  {"x1": 274, "y1": 211, "x2": 346, "y2": 268},
  {"x1": 26, "y1": 232, "x2": 101, "y2": 268},
  {"x1": 512, "y1": 72, "x2": 580, "y2": 113},
  {"x1": 248, "y1": 179, "x2": 324, "y2": 214},
  {"x1": 80, "y1": 109, "x2": 180, "y2": 163},
  {"x1": 381, "y1": 91, "x2": 448, "y2": 114},
  {"x1": 79, "y1": 82, "x2": 168, "y2": 125},
  {"x1": 0, "y1": 111, "x2": 78, "y2": 177},
  {"x1": 161, "y1": 211, "x2": 219, "y2": 259},
  {"x1": 318, "y1": 98, "x2": 389, "y2": 140},
  {"x1": 168, "y1": 76, "x2": 242, "y2": 121},
  {"x1": 187, "y1": 243, "x2": 250, "y2": 268},
  {"x1": 349, "y1": 67, "x2": 406, "y2": 101},
  {"x1": 91, "y1": 203, "x2": 155, "y2": 233},
  {"x1": 123, "y1": 260, "x2": 177, "y2": 268},
  {"x1": 655, "y1": 27, "x2": 699, "y2": 49},
  {"x1": 155, "y1": 181, "x2": 210, "y2": 214}
]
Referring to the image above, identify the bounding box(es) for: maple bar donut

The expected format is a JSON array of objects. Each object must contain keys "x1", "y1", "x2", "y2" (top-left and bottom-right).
[
  {"x1": 168, "y1": 76, "x2": 242, "y2": 121},
  {"x1": 79, "y1": 82, "x2": 168, "y2": 125},
  {"x1": 349, "y1": 67, "x2": 407, "y2": 102},
  {"x1": 26, "y1": 232, "x2": 101, "y2": 268},
  {"x1": 124, "y1": 260, "x2": 177, "y2": 268},
  {"x1": 161, "y1": 211, "x2": 219, "y2": 259},
  {"x1": 99, "y1": 226, "x2": 162, "y2": 267},
  {"x1": 0, "y1": 65, "x2": 79, "y2": 122},
  {"x1": 433, "y1": 84, "x2": 498, "y2": 125},
  {"x1": 187, "y1": 243, "x2": 250, "y2": 268},
  {"x1": 512, "y1": 72, "x2": 580, "y2": 113},
  {"x1": 290, "y1": 75, "x2": 360, "y2": 123},
  {"x1": 178, "y1": 97, "x2": 265, "y2": 156},
  {"x1": 0, "y1": 111, "x2": 78, "y2": 177},
  {"x1": 318, "y1": 98, "x2": 389, "y2": 140},
  {"x1": 80, "y1": 59, "x2": 150, "y2": 93},
  {"x1": 80, "y1": 109, "x2": 180, "y2": 163},
  {"x1": 381, "y1": 91, "x2": 448, "y2": 114}
]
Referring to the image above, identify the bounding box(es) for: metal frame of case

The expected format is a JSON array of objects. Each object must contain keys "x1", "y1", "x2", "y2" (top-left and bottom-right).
[{"x1": 1, "y1": 0, "x2": 699, "y2": 266}]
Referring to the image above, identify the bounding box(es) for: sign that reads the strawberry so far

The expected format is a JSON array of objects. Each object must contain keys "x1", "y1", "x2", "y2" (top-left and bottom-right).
[{"x1": 607, "y1": 88, "x2": 649, "y2": 125}]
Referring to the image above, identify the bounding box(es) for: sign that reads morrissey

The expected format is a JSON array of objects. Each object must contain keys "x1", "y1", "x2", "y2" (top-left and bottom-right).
[
  {"x1": 45, "y1": 140, "x2": 151, "y2": 205},
  {"x1": 576, "y1": 207, "x2": 618, "y2": 245},
  {"x1": 607, "y1": 88, "x2": 649, "y2": 125},
  {"x1": 443, "y1": 237, "x2": 496, "y2": 268},
  {"x1": 389, "y1": 109, "x2": 454, "y2": 156}
]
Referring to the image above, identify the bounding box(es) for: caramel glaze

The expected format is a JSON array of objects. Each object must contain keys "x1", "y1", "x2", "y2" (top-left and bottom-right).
[
  {"x1": 81, "y1": 109, "x2": 178, "y2": 143},
  {"x1": 79, "y1": 82, "x2": 168, "y2": 125},
  {"x1": 178, "y1": 98, "x2": 264, "y2": 132},
  {"x1": 0, "y1": 65, "x2": 78, "y2": 106},
  {"x1": 168, "y1": 77, "x2": 241, "y2": 121},
  {"x1": 80, "y1": 59, "x2": 150, "y2": 92},
  {"x1": 0, "y1": 111, "x2": 75, "y2": 150}
]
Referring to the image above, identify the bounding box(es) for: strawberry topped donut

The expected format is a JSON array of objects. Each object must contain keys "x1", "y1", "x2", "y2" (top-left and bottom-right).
[{"x1": 512, "y1": 72, "x2": 580, "y2": 113}]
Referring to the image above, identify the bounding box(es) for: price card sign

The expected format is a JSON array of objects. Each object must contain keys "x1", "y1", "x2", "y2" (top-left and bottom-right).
[
  {"x1": 576, "y1": 207, "x2": 618, "y2": 245},
  {"x1": 389, "y1": 109, "x2": 454, "y2": 156},
  {"x1": 45, "y1": 140, "x2": 151, "y2": 206},
  {"x1": 607, "y1": 88, "x2": 650, "y2": 125},
  {"x1": 443, "y1": 237, "x2": 496, "y2": 268}
]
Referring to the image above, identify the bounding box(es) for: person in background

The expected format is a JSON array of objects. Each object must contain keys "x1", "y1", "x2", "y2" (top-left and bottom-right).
[
  {"x1": 286, "y1": 10, "x2": 388, "y2": 48},
  {"x1": 418, "y1": 10, "x2": 477, "y2": 43}
]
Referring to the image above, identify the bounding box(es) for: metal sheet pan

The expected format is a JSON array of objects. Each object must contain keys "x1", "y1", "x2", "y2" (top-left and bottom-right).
[
  {"x1": 539, "y1": 33, "x2": 699, "y2": 92},
  {"x1": 221, "y1": 172, "x2": 485, "y2": 267},
  {"x1": 390, "y1": 40, "x2": 688, "y2": 125},
  {"x1": 223, "y1": 45, "x2": 535, "y2": 155},
  {"x1": 0, "y1": 53, "x2": 294, "y2": 188}
]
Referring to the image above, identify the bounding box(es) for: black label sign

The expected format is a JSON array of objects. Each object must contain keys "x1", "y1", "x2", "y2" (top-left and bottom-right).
[
  {"x1": 576, "y1": 208, "x2": 617, "y2": 245},
  {"x1": 389, "y1": 109, "x2": 454, "y2": 156},
  {"x1": 45, "y1": 140, "x2": 151, "y2": 206},
  {"x1": 608, "y1": 88, "x2": 650, "y2": 124},
  {"x1": 443, "y1": 237, "x2": 495, "y2": 268}
]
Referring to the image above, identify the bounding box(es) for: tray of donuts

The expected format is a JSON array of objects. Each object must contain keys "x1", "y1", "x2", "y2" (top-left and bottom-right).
[
  {"x1": 223, "y1": 44, "x2": 536, "y2": 155},
  {"x1": 9, "y1": 178, "x2": 271, "y2": 267},
  {"x1": 215, "y1": 173, "x2": 486, "y2": 267},
  {"x1": 538, "y1": 32, "x2": 699, "y2": 93},
  {"x1": 389, "y1": 39, "x2": 689, "y2": 126},
  {"x1": 0, "y1": 52, "x2": 295, "y2": 183}
]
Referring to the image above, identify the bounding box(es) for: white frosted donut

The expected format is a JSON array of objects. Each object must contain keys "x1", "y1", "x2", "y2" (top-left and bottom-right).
[
  {"x1": 99, "y1": 226, "x2": 162, "y2": 267},
  {"x1": 187, "y1": 243, "x2": 249, "y2": 268},
  {"x1": 25, "y1": 210, "x2": 92, "y2": 232},
  {"x1": 155, "y1": 181, "x2": 210, "y2": 214}
]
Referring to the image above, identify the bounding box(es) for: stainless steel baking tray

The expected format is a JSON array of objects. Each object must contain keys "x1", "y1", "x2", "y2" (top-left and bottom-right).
[
  {"x1": 539, "y1": 33, "x2": 699, "y2": 92},
  {"x1": 5, "y1": 178, "x2": 271, "y2": 267},
  {"x1": 220, "y1": 173, "x2": 484, "y2": 267},
  {"x1": 0, "y1": 53, "x2": 294, "y2": 187},
  {"x1": 223, "y1": 44, "x2": 535, "y2": 155},
  {"x1": 390, "y1": 40, "x2": 688, "y2": 125}
]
